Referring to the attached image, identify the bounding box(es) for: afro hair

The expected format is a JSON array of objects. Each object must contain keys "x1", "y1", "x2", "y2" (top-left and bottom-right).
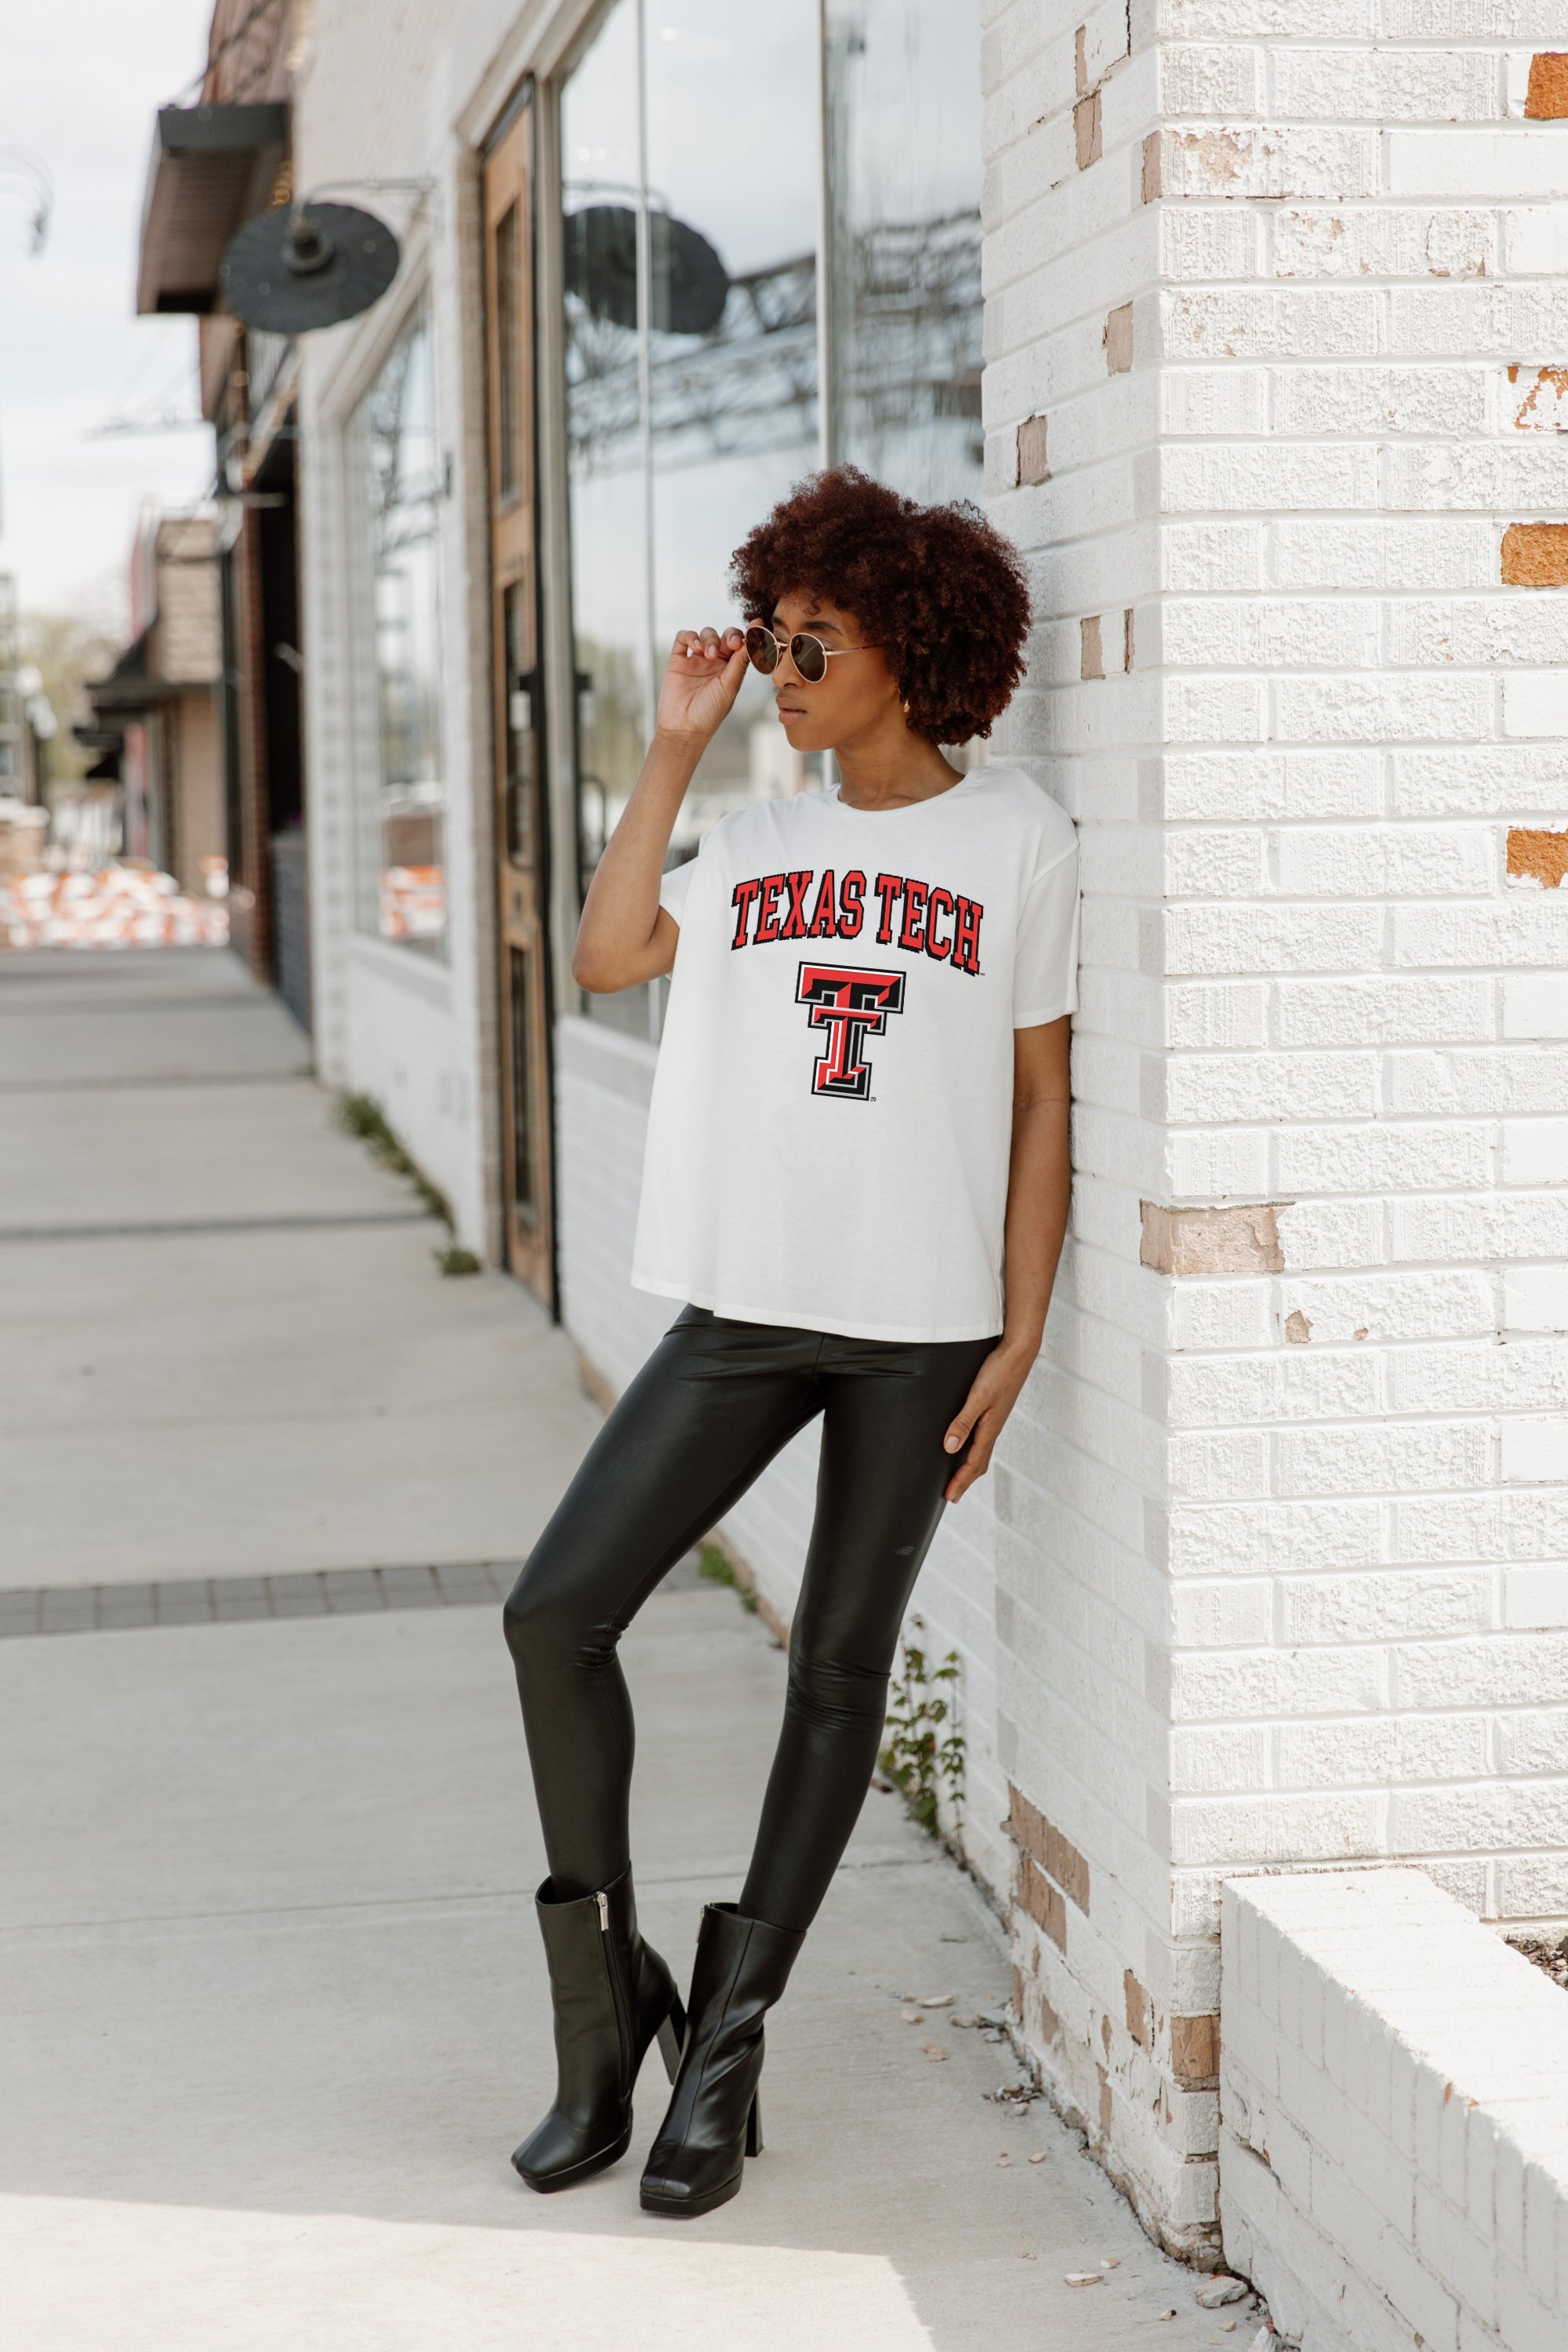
[{"x1": 728, "y1": 466, "x2": 1031, "y2": 746}]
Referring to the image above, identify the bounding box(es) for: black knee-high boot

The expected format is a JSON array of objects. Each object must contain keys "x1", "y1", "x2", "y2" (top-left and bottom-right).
[
  {"x1": 639, "y1": 1902, "x2": 804, "y2": 2219},
  {"x1": 513, "y1": 1863, "x2": 686, "y2": 2191}
]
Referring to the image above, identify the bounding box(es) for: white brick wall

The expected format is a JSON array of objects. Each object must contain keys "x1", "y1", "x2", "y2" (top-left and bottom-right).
[
  {"x1": 294, "y1": 0, "x2": 521, "y2": 1254},
  {"x1": 983, "y1": 0, "x2": 1568, "y2": 2263},
  {"x1": 1221, "y1": 1868, "x2": 1568, "y2": 2352}
]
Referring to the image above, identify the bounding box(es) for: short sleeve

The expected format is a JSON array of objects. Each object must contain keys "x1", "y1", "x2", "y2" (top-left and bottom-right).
[
  {"x1": 659, "y1": 858, "x2": 699, "y2": 924},
  {"x1": 1012, "y1": 837, "x2": 1080, "y2": 1026}
]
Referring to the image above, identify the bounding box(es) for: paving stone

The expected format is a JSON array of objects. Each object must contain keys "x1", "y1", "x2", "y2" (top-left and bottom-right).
[
  {"x1": 433, "y1": 1563, "x2": 500, "y2": 1604},
  {"x1": 211, "y1": 1585, "x2": 271, "y2": 1622},
  {"x1": 97, "y1": 1595, "x2": 157, "y2": 1628},
  {"x1": 154, "y1": 1584, "x2": 214, "y2": 1624},
  {"x1": 38, "y1": 1592, "x2": 95, "y2": 1633},
  {"x1": 322, "y1": 1570, "x2": 386, "y2": 1614},
  {"x1": 99, "y1": 1582, "x2": 155, "y2": 1611},
  {"x1": 267, "y1": 1580, "x2": 328, "y2": 1617},
  {"x1": 374, "y1": 1568, "x2": 442, "y2": 1608}
]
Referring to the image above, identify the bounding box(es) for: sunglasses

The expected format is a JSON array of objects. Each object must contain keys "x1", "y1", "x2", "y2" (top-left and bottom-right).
[{"x1": 744, "y1": 623, "x2": 884, "y2": 686}]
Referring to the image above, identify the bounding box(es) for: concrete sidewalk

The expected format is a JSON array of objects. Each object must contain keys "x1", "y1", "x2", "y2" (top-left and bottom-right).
[
  {"x1": 0, "y1": 949, "x2": 597, "y2": 1584},
  {"x1": 0, "y1": 949, "x2": 1235, "y2": 2350}
]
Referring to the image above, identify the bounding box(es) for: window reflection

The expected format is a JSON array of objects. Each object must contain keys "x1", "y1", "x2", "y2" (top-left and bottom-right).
[
  {"x1": 563, "y1": 0, "x2": 648, "y2": 1010},
  {"x1": 564, "y1": 0, "x2": 822, "y2": 1031},
  {"x1": 824, "y1": 0, "x2": 983, "y2": 506},
  {"x1": 495, "y1": 204, "x2": 521, "y2": 505},
  {"x1": 560, "y1": 0, "x2": 984, "y2": 1022},
  {"x1": 645, "y1": 2, "x2": 822, "y2": 856},
  {"x1": 358, "y1": 305, "x2": 446, "y2": 952}
]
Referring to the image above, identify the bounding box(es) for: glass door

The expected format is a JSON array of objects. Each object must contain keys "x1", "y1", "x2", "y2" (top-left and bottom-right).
[{"x1": 485, "y1": 86, "x2": 555, "y2": 1307}]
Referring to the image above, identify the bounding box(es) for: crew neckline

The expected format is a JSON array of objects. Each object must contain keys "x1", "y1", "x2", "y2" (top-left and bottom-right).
[{"x1": 825, "y1": 768, "x2": 986, "y2": 820}]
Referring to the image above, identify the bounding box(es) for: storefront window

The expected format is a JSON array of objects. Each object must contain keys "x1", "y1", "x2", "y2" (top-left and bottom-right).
[
  {"x1": 824, "y1": 0, "x2": 984, "y2": 506},
  {"x1": 560, "y1": 0, "x2": 982, "y2": 1025},
  {"x1": 562, "y1": 0, "x2": 646, "y2": 934},
  {"x1": 356, "y1": 303, "x2": 446, "y2": 953},
  {"x1": 563, "y1": 0, "x2": 821, "y2": 1029},
  {"x1": 644, "y1": 2, "x2": 822, "y2": 848}
]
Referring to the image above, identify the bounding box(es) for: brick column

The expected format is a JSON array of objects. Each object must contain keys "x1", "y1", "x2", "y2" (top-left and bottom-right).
[{"x1": 982, "y1": 0, "x2": 1568, "y2": 2261}]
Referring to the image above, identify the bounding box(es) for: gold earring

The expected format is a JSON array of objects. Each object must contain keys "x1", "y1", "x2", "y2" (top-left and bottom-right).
[{"x1": 900, "y1": 697, "x2": 910, "y2": 714}]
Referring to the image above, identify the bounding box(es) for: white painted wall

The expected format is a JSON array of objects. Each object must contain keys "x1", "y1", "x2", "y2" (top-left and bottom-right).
[
  {"x1": 984, "y1": 0, "x2": 1568, "y2": 2263},
  {"x1": 292, "y1": 0, "x2": 528, "y2": 1251},
  {"x1": 1221, "y1": 1868, "x2": 1568, "y2": 2352}
]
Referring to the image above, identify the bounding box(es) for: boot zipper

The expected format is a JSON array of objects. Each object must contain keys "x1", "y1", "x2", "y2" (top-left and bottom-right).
[{"x1": 598, "y1": 1889, "x2": 631, "y2": 2096}]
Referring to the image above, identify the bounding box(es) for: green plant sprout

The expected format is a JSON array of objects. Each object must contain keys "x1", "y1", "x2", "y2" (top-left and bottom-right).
[
  {"x1": 337, "y1": 1091, "x2": 474, "y2": 1269},
  {"x1": 698, "y1": 1542, "x2": 757, "y2": 1613},
  {"x1": 880, "y1": 1633, "x2": 965, "y2": 1838},
  {"x1": 434, "y1": 1244, "x2": 482, "y2": 1276}
]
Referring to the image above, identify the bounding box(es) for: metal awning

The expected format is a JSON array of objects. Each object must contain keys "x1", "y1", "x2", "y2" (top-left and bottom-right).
[
  {"x1": 85, "y1": 628, "x2": 212, "y2": 717},
  {"x1": 85, "y1": 629, "x2": 159, "y2": 717},
  {"x1": 136, "y1": 102, "x2": 289, "y2": 316}
]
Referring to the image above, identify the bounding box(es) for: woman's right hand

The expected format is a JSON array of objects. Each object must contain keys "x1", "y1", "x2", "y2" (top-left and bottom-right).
[
  {"x1": 571, "y1": 627, "x2": 746, "y2": 991},
  {"x1": 655, "y1": 627, "x2": 748, "y2": 748}
]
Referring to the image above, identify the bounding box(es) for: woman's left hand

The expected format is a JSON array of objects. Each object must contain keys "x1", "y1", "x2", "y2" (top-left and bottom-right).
[{"x1": 941, "y1": 1339, "x2": 1037, "y2": 1504}]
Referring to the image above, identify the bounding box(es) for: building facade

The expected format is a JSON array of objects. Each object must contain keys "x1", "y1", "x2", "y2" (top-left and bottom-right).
[
  {"x1": 263, "y1": 0, "x2": 1568, "y2": 2262},
  {"x1": 85, "y1": 510, "x2": 226, "y2": 898},
  {"x1": 0, "y1": 576, "x2": 57, "y2": 808},
  {"x1": 136, "y1": 0, "x2": 309, "y2": 1017}
]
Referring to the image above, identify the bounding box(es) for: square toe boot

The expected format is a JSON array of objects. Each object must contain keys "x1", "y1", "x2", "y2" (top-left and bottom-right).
[
  {"x1": 639, "y1": 1902, "x2": 804, "y2": 2220},
  {"x1": 512, "y1": 1863, "x2": 685, "y2": 2191}
]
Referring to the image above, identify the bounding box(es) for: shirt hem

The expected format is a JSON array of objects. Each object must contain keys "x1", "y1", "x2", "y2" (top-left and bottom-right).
[{"x1": 630, "y1": 1273, "x2": 1004, "y2": 1346}]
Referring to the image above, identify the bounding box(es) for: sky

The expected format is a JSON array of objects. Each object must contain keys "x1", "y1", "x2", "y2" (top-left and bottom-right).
[{"x1": 0, "y1": 0, "x2": 216, "y2": 626}]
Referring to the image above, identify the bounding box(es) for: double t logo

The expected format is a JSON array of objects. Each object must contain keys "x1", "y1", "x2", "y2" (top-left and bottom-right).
[{"x1": 795, "y1": 962, "x2": 906, "y2": 1100}]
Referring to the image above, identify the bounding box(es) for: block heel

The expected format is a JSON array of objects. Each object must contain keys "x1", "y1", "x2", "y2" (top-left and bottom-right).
[{"x1": 656, "y1": 1994, "x2": 687, "y2": 2082}]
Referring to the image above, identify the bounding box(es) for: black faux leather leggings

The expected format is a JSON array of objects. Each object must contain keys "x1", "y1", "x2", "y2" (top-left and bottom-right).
[{"x1": 503, "y1": 1306, "x2": 995, "y2": 1936}]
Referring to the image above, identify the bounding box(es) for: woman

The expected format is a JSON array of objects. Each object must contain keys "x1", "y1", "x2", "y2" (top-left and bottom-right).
[{"x1": 503, "y1": 467, "x2": 1077, "y2": 2220}]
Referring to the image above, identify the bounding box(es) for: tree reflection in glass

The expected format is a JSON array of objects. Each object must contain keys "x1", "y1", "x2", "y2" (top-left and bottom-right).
[
  {"x1": 825, "y1": 0, "x2": 984, "y2": 508},
  {"x1": 645, "y1": 2, "x2": 822, "y2": 858},
  {"x1": 563, "y1": 0, "x2": 648, "y2": 1014},
  {"x1": 361, "y1": 303, "x2": 446, "y2": 953},
  {"x1": 563, "y1": 0, "x2": 822, "y2": 1033},
  {"x1": 559, "y1": 0, "x2": 985, "y2": 1025}
]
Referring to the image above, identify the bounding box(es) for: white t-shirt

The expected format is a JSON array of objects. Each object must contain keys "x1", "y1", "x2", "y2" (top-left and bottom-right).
[{"x1": 630, "y1": 763, "x2": 1079, "y2": 1343}]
